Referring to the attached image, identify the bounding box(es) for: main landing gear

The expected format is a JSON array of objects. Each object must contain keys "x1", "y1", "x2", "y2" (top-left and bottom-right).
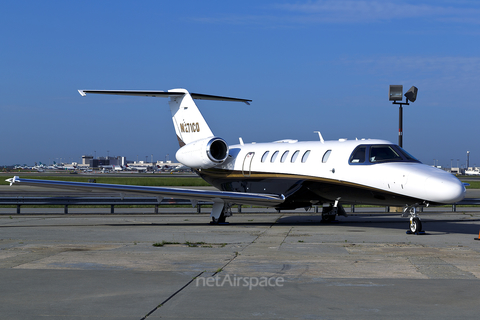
[
  {"x1": 403, "y1": 206, "x2": 425, "y2": 235},
  {"x1": 321, "y1": 200, "x2": 347, "y2": 223},
  {"x1": 210, "y1": 202, "x2": 232, "y2": 225}
]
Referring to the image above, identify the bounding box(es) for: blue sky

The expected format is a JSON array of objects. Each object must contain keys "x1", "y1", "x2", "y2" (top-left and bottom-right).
[{"x1": 1, "y1": 0, "x2": 480, "y2": 168}]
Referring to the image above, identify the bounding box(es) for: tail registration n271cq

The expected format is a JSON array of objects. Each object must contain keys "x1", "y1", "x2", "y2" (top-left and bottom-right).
[{"x1": 7, "y1": 88, "x2": 465, "y2": 234}]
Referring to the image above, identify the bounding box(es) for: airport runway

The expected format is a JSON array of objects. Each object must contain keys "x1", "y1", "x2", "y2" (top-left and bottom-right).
[{"x1": 1, "y1": 210, "x2": 480, "y2": 319}]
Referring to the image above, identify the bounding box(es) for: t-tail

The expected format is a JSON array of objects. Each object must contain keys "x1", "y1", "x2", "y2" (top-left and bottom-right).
[{"x1": 78, "y1": 88, "x2": 251, "y2": 168}]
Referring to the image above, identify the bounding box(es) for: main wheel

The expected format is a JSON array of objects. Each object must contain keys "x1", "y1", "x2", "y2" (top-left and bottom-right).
[
  {"x1": 322, "y1": 214, "x2": 336, "y2": 223},
  {"x1": 409, "y1": 217, "x2": 422, "y2": 233},
  {"x1": 210, "y1": 212, "x2": 226, "y2": 224}
]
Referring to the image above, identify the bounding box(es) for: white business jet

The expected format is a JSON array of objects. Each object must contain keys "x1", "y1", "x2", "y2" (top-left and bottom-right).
[{"x1": 7, "y1": 88, "x2": 465, "y2": 234}]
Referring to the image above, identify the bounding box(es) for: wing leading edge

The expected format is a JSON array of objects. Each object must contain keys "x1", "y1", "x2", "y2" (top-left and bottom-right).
[{"x1": 6, "y1": 177, "x2": 284, "y2": 207}]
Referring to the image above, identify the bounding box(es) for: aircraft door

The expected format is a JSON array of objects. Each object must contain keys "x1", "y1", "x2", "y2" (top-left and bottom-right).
[{"x1": 242, "y1": 152, "x2": 255, "y2": 177}]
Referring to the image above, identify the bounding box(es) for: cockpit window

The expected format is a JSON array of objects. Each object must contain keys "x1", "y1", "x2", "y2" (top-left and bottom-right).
[
  {"x1": 369, "y1": 146, "x2": 402, "y2": 163},
  {"x1": 349, "y1": 144, "x2": 420, "y2": 165},
  {"x1": 349, "y1": 147, "x2": 366, "y2": 163},
  {"x1": 398, "y1": 147, "x2": 419, "y2": 161}
]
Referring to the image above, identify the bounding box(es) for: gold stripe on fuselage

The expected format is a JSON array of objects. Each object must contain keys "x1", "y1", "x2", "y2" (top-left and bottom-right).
[{"x1": 199, "y1": 168, "x2": 404, "y2": 198}]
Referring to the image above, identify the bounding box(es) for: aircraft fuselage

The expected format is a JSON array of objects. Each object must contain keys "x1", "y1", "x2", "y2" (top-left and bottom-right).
[{"x1": 197, "y1": 139, "x2": 465, "y2": 209}]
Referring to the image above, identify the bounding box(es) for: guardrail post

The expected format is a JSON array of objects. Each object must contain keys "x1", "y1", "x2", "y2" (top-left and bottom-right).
[
  {"x1": 351, "y1": 204, "x2": 355, "y2": 213},
  {"x1": 385, "y1": 206, "x2": 390, "y2": 212},
  {"x1": 197, "y1": 204, "x2": 201, "y2": 214},
  {"x1": 64, "y1": 205, "x2": 68, "y2": 214},
  {"x1": 111, "y1": 205, "x2": 114, "y2": 214},
  {"x1": 238, "y1": 205, "x2": 242, "y2": 213},
  {"x1": 17, "y1": 205, "x2": 21, "y2": 214},
  {"x1": 452, "y1": 204, "x2": 457, "y2": 212},
  {"x1": 314, "y1": 205, "x2": 319, "y2": 213},
  {"x1": 155, "y1": 204, "x2": 158, "y2": 214}
]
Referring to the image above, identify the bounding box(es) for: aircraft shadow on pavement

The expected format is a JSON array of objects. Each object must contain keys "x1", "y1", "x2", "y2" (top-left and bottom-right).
[
  {"x1": 276, "y1": 213, "x2": 480, "y2": 236},
  {"x1": 2, "y1": 213, "x2": 479, "y2": 236}
]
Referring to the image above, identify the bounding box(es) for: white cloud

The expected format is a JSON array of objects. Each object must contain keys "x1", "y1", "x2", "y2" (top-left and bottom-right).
[
  {"x1": 276, "y1": 0, "x2": 480, "y2": 24},
  {"x1": 189, "y1": 1, "x2": 480, "y2": 27}
]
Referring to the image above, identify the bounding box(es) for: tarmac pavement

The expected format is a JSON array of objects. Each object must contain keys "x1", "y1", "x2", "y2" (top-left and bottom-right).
[{"x1": 1, "y1": 210, "x2": 480, "y2": 319}]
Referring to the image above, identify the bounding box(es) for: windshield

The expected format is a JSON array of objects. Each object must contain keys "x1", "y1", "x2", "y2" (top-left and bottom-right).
[
  {"x1": 370, "y1": 146, "x2": 402, "y2": 163},
  {"x1": 349, "y1": 144, "x2": 420, "y2": 165}
]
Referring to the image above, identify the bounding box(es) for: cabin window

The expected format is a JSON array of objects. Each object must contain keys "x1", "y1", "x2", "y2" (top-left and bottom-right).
[
  {"x1": 349, "y1": 146, "x2": 366, "y2": 164},
  {"x1": 322, "y1": 150, "x2": 332, "y2": 163},
  {"x1": 261, "y1": 151, "x2": 269, "y2": 163},
  {"x1": 280, "y1": 151, "x2": 289, "y2": 163},
  {"x1": 291, "y1": 150, "x2": 300, "y2": 163},
  {"x1": 301, "y1": 150, "x2": 311, "y2": 163},
  {"x1": 271, "y1": 151, "x2": 279, "y2": 163}
]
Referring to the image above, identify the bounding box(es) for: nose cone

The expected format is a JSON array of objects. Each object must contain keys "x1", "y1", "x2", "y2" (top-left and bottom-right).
[{"x1": 424, "y1": 174, "x2": 466, "y2": 204}]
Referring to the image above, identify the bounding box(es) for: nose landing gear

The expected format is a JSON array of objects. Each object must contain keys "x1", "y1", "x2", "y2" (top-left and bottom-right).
[{"x1": 403, "y1": 206, "x2": 425, "y2": 235}]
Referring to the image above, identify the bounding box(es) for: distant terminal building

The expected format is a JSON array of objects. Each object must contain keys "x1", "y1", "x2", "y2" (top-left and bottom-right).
[
  {"x1": 79, "y1": 155, "x2": 184, "y2": 172},
  {"x1": 81, "y1": 155, "x2": 126, "y2": 168},
  {"x1": 82, "y1": 155, "x2": 93, "y2": 166}
]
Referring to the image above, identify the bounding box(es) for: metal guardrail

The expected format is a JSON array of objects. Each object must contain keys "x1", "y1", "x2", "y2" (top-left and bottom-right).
[
  {"x1": 0, "y1": 197, "x2": 215, "y2": 214},
  {"x1": 0, "y1": 197, "x2": 478, "y2": 214}
]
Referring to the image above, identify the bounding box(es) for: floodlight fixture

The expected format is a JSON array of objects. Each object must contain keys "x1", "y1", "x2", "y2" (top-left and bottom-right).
[
  {"x1": 389, "y1": 85, "x2": 403, "y2": 101},
  {"x1": 404, "y1": 86, "x2": 418, "y2": 102},
  {"x1": 389, "y1": 85, "x2": 419, "y2": 148}
]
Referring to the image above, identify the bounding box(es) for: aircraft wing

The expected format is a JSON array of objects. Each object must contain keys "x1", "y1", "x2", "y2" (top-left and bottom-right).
[{"x1": 5, "y1": 176, "x2": 284, "y2": 207}]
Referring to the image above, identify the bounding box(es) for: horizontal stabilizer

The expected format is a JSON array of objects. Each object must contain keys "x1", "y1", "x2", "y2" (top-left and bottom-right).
[{"x1": 78, "y1": 90, "x2": 251, "y2": 105}]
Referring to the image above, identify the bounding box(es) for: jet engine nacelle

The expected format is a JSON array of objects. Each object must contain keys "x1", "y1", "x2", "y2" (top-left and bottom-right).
[{"x1": 175, "y1": 137, "x2": 229, "y2": 169}]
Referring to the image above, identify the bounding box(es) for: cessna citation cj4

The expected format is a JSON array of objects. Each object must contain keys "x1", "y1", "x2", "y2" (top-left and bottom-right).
[{"x1": 7, "y1": 88, "x2": 465, "y2": 234}]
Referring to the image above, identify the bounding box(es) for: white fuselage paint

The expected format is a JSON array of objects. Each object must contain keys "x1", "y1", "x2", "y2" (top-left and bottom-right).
[{"x1": 203, "y1": 138, "x2": 465, "y2": 206}]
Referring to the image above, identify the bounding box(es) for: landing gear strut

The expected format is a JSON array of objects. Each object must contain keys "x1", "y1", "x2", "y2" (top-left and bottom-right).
[
  {"x1": 403, "y1": 206, "x2": 425, "y2": 234},
  {"x1": 321, "y1": 200, "x2": 347, "y2": 223},
  {"x1": 210, "y1": 202, "x2": 232, "y2": 225}
]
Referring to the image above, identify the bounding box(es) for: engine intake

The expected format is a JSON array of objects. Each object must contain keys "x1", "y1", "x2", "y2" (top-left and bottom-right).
[{"x1": 176, "y1": 137, "x2": 229, "y2": 169}]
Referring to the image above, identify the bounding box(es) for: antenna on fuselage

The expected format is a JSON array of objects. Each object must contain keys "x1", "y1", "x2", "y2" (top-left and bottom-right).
[{"x1": 314, "y1": 131, "x2": 325, "y2": 144}]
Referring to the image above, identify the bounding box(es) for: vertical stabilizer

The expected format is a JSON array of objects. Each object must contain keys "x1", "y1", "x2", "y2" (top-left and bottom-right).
[{"x1": 168, "y1": 89, "x2": 214, "y2": 147}]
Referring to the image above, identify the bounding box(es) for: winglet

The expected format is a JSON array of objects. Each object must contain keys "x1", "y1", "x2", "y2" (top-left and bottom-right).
[
  {"x1": 78, "y1": 90, "x2": 86, "y2": 97},
  {"x1": 6, "y1": 176, "x2": 20, "y2": 186}
]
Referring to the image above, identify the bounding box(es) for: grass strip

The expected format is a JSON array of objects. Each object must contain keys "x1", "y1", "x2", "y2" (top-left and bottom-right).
[{"x1": 1, "y1": 176, "x2": 210, "y2": 187}]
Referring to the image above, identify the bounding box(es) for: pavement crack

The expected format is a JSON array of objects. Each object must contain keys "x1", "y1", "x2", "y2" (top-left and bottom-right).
[
  {"x1": 212, "y1": 251, "x2": 239, "y2": 277},
  {"x1": 279, "y1": 227, "x2": 293, "y2": 247},
  {"x1": 140, "y1": 270, "x2": 204, "y2": 320}
]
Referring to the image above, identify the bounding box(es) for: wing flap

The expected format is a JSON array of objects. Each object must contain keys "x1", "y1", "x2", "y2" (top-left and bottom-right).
[{"x1": 6, "y1": 177, "x2": 284, "y2": 207}]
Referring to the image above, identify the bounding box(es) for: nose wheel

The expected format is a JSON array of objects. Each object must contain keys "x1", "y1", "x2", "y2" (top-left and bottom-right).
[
  {"x1": 404, "y1": 206, "x2": 425, "y2": 235},
  {"x1": 409, "y1": 217, "x2": 422, "y2": 234}
]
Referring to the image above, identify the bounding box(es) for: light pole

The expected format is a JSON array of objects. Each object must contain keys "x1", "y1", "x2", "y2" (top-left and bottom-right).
[{"x1": 389, "y1": 85, "x2": 418, "y2": 148}]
